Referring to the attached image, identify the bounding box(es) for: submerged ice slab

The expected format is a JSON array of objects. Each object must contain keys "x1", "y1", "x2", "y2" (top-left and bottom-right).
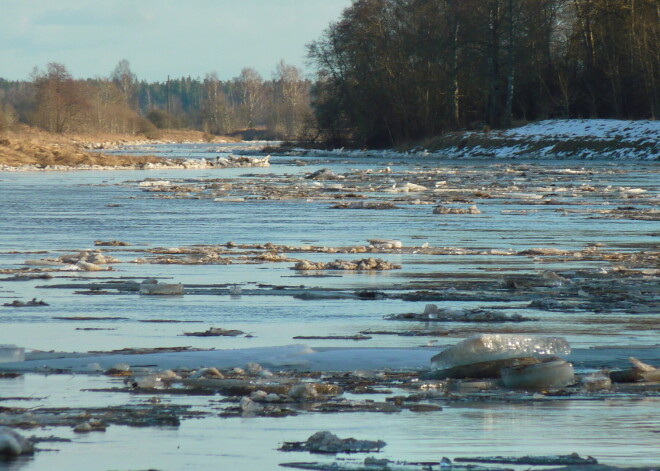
[
  {"x1": 0, "y1": 345, "x2": 657, "y2": 374},
  {"x1": 0, "y1": 345, "x2": 25, "y2": 363},
  {"x1": 501, "y1": 360, "x2": 575, "y2": 390},
  {"x1": 0, "y1": 345, "x2": 436, "y2": 373}
]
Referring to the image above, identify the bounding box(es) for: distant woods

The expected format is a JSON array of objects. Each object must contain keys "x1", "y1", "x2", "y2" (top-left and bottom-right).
[
  {"x1": 0, "y1": 59, "x2": 312, "y2": 140},
  {"x1": 1, "y1": 0, "x2": 658, "y2": 147},
  {"x1": 308, "y1": 0, "x2": 659, "y2": 146}
]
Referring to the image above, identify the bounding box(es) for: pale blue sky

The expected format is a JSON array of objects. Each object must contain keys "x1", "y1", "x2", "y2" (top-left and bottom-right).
[{"x1": 0, "y1": 0, "x2": 353, "y2": 81}]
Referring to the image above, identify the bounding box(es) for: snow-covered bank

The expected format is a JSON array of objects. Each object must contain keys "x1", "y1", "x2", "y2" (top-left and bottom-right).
[
  {"x1": 276, "y1": 120, "x2": 659, "y2": 161},
  {"x1": 434, "y1": 119, "x2": 660, "y2": 160}
]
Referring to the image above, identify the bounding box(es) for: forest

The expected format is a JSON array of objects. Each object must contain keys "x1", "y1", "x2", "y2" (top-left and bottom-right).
[
  {"x1": 309, "y1": 0, "x2": 659, "y2": 146},
  {"x1": 0, "y1": 59, "x2": 313, "y2": 140},
  {"x1": 1, "y1": 0, "x2": 658, "y2": 147}
]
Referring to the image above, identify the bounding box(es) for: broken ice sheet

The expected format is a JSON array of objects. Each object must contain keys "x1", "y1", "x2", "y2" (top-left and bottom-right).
[{"x1": 279, "y1": 431, "x2": 386, "y2": 454}]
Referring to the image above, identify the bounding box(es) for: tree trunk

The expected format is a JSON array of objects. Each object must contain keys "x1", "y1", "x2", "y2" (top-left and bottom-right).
[
  {"x1": 503, "y1": 0, "x2": 515, "y2": 128},
  {"x1": 453, "y1": 17, "x2": 461, "y2": 127},
  {"x1": 488, "y1": 0, "x2": 502, "y2": 127}
]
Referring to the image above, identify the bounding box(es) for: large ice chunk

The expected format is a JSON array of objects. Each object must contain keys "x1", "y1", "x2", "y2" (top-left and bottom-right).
[
  {"x1": 0, "y1": 426, "x2": 34, "y2": 457},
  {"x1": 431, "y1": 334, "x2": 570, "y2": 370}
]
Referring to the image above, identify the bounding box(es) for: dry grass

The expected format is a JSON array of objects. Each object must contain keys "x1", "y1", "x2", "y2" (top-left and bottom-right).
[{"x1": 0, "y1": 126, "x2": 237, "y2": 168}]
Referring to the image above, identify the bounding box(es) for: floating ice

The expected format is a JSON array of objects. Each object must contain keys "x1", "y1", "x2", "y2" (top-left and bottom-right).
[
  {"x1": 431, "y1": 334, "x2": 571, "y2": 370},
  {"x1": 367, "y1": 239, "x2": 403, "y2": 249},
  {"x1": 0, "y1": 427, "x2": 34, "y2": 457},
  {"x1": 138, "y1": 180, "x2": 171, "y2": 187},
  {"x1": 139, "y1": 281, "x2": 184, "y2": 295}
]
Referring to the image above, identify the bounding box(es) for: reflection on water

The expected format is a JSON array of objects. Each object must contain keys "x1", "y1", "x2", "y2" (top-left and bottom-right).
[{"x1": 1, "y1": 374, "x2": 658, "y2": 471}]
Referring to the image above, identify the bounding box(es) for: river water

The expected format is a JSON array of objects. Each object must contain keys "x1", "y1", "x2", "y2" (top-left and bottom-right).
[{"x1": 0, "y1": 144, "x2": 658, "y2": 470}]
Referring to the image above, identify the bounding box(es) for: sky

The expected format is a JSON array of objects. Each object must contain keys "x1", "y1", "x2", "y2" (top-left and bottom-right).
[{"x1": 0, "y1": 0, "x2": 353, "y2": 82}]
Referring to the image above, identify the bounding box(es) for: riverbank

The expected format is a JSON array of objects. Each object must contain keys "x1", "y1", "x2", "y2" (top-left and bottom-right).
[
  {"x1": 2, "y1": 119, "x2": 658, "y2": 171},
  {"x1": 272, "y1": 119, "x2": 658, "y2": 161},
  {"x1": 420, "y1": 119, "x2": 659, "y2": 161},
  {"x1": 0, "y1": 125, "x2": 238, "y2": 169}
]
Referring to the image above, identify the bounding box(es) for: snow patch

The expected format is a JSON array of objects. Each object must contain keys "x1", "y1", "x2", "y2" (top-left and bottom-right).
[{"x1": 281, "y1": 119, "x2": 659, "y2": 161}]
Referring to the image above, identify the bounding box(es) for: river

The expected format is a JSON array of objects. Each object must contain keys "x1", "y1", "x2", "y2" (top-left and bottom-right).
[{"x1": 0, "y1": 143, "x2": 658, "y2": 470}]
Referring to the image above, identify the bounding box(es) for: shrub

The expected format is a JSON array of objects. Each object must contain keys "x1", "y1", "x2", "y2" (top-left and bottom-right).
[
  {"x1": 136, "y1": 117, "x2": 161, "y2": 139},
  {"x1": 146, "y1": 109, "x2": 179, "y2": 129},
  {"x1": 0, "y1": 103, "x2": 17, "y2": 133}
]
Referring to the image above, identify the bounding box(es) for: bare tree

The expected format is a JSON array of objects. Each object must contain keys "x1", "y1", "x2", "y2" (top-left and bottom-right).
[
  {"x1": 201, "y1": 72, "x2": 233, "y2": 134},
  {"x1": 32, "y1": 63, "x2": 90, "y2": 133},
  {"x1": 233, "y1": 68, "x2": 264, "y2": 129},
  {"x1": 268, "y1": 60, "x2": 311, "y2": 138},
  {"x1": 111, "y1": 59, "x2": 138, "y2": 109}
]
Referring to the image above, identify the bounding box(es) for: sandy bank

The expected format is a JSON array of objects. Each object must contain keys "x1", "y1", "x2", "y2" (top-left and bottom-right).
[{"x1": 0, "y1": 126, "x2": 238, "y2": 170}]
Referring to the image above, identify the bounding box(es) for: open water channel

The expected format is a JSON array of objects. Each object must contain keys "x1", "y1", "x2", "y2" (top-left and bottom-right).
[{"x1": 0, "y1": 143, "x2": 658, "y2": 470}]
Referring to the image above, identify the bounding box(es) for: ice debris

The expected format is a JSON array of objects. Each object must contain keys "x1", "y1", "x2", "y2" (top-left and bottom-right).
[
  {"x1": 294, "y1": 258, "x2": 401, "y2": 271},
  {"x1": 2, "y1": 298, "x2": 49, "y2": 307},
  {"x1": 73, "y1": 419, "x2": 107, "y2": 433},
  {"x1": 386, "y1": 304, "x2": 533, "y2": 323},
  {"x1": 139, "y1": 279, "x2": 184, "y2": 295},
  {"x1": 279, "y1": 431, "x2": 386, "y2": 454},
  {"x1": 183, "y1": 327, "x2": 245, "y2": 337},
  {"x1": 367, "y1": 239, "x2": 403, "y2": 249},
  {"x1": 454, "y1": 453, "x2": 597, "y2": 465},
  {"x1": 610, "y1": 357, "x2": 660, "y2": 383},
  {"x1": 0, "y1": 427, "x2": 34, "y2": 458},
  {"x1": 433, "y1": 205, "x2": 481, "y2": 214},
  {"x1": 581, "y1": 372, "x2": 612, "y2": 392}
]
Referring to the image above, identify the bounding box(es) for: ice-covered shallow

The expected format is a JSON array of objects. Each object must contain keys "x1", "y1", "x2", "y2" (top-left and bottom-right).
[
  {"x1": 0, "y1": 143, "x2": 658, "y2": 469},
  {"x1": 2, "y1": 344, "x2": 659, "y2": 374}
]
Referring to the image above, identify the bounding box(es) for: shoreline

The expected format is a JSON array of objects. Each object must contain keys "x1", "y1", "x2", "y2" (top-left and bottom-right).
[
  {"x1": 1, "y1": 119, "x2": 658, "y2": 172},
  {"x1": 274, "y1": 119, "x2": 659, "y2": 162},
  {"x1": 422, "y1": 119, "x2": 660, "y2": 161},
  {"x1": 0, "y1": 126, "x2": 240, "y2": 170},
  {"x1": 0, "y1": 158, "x2": 243, "y2": 172}
]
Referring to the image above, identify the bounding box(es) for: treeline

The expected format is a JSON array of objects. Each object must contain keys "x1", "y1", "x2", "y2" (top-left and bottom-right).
[
  {"x1": 308, "y1": 0, "x2": 659, "y2": 146},
  {"x1": 0, "y1": 60, "x2": 312, "y2": 139},
  {"x1": 2, "y1": 1, "x2": 657, "y2": 147}
]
